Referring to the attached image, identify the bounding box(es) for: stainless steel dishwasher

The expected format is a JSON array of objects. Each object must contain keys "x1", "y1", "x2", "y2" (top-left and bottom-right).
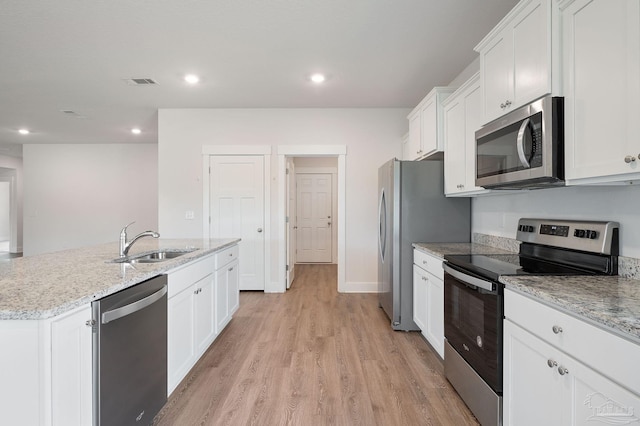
[{"x1": 92, "y1": 275, "x2": 168, "y2": 426}]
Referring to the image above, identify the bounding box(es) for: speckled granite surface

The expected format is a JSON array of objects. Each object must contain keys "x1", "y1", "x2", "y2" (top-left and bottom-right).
[
  {"x1": 413, "y1": 242, "x2": 515, "y2": 259},
  {"x1": 0, "y1": 238, "x2": 239, "y2": 320},
  {"x1": 501, "y1": 275, "x2": 640, "y2": 344},
  {"x1": 413, "y1": 236, "x2": 640, "y2": 344}
]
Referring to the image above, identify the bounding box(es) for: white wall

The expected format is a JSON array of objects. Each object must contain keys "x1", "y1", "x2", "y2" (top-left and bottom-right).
[
  {"x1": 23, "y1": 144, "x2": 158, "y2": 256},
  {"x1": 0, "y1": 155, "x2": 23, "y2": 252},
  {"x1": 158, "y1": 108, "x2": 409, "y2": 291},
  {"x1": 0, "y1": 182, "x2": 9, "y2": 241},
  {"x1": 472, "y1": 185, "x2": 640, "y2": 258}
]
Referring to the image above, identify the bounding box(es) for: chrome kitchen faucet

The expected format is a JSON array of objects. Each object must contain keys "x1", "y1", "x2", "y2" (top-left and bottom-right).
[{"x1": 119, "y1": 221, "x2": 160, "y2": 257}]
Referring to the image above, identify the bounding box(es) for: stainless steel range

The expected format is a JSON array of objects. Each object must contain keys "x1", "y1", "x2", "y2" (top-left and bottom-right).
[{"x1": 443, "y1": 218, "x2": 619, "y2": 426}]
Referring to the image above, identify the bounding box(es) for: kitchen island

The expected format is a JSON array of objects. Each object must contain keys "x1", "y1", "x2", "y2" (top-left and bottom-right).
[{"x1": 0, "y1": 238, "x2": 240, "y2": 426}]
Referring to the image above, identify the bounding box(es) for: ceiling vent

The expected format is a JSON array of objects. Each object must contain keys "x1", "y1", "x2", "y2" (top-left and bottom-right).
[
  {"x1": 123, "y1": 78, "x2": 159, "y2": 85},
  {"x1": 60, "y1": 110, "x2": 86, "y2": 118}
]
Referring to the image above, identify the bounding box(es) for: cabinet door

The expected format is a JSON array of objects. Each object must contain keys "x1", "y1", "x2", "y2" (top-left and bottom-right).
[
  {"x1": 562, "y1": 352, "x2": 640, "y2": 425},
  {"x1": 412, "y1": 265, "x2": 428, "y2": 331},
  {"x1": 463, "y1": 80, "x2": 486, "y2": 193},
  {"x1": 424, "y1": 274, "x2": 444, "y2": 359},
  {"x1": 420, "y1": 95, "x2": 439, "y2": 157},
  {"x1": 51, "y1": 305, "x2": 93, "y2": 426},
  {"x1": 504, "y1": 320, "x2": 564, "y2": 426},
  {"x1": 512, "y1": 0, "x2": 550, "y2": 107},
  {"x1": 444, "y1": 96, "x2": 466, "y2": 195},
  {"x1": 168, "y1": 286, "x2": 196, "y2": 395},
  {"x1": 481, "y1": 27, "x2": 513, "y2": 123},
  {"x1": 228, "y1": 259, "x2": 240, "y2": 316},
  {"x1": 194, "y1": 274, "x2": 216, "y2": 356},
  {"x1": 215, "y1": 265, "x2": 230, "y2": 334},
  {"x1": 563, "y1": 0, "x2": 640, "y2": 183},
  {"x1": 407, "y1": 111, "x2": 422, "y2": 160}
]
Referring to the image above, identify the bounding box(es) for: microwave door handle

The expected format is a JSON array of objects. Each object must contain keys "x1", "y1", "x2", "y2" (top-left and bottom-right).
[
  {"x1": 516, "y1": 118, "x2": 532, "y2": 169},
  {"x1": 443, "y1": 263, "x2": 495, "y2": 292}
]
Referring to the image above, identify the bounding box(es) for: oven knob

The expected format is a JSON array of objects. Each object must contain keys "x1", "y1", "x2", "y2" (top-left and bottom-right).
[
  {"x1": 476, "y1": 336, "x2": 483, "y2": 348},
  {"x1": 575, "y1": 229, "x2": 586, "y2": 238},
  {"x1": 528, "y1": 226, "x2": 535, "y2": 233}
]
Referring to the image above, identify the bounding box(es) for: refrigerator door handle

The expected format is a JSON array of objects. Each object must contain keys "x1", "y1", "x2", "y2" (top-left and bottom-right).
[{"x1": 378, "y1": 188, "x2": 387, "y2": 261}]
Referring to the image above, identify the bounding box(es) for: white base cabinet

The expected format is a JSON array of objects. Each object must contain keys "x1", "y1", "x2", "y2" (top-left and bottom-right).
[
  {"x1": 0, "y1": 304, "x2": 93, "y2": 426},
  {"x1": 168, "y1": 244, "x2": 240, "y2": 395},
  {"x1": 561, "y1": 0, "x2": 640, "y2": 185},
  {"x1": 412, "y1": 249, "x2": 445, "y2": 359},
  {"x1": 504, "y1": 289, "x2": 640, "y2": 425}
]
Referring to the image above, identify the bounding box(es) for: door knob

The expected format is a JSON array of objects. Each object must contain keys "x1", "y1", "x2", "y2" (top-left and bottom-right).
[{"x1": 257, "y1": 228, "x2": 263, "y2": 233}]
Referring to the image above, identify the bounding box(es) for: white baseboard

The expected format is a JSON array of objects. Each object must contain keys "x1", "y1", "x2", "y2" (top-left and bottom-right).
[{"x1": 342, "y1": 281, "x2": 378, "y2": 293}]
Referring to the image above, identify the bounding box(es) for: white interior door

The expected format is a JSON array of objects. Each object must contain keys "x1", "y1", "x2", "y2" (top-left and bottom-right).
[
  {"x1": 286, "y1": 159, "x2": 296, "y2": 288},
  {"x1": 209, "y1": 156, "x2": 265, "y2": 290},
  {"x1": 296, "y1": 173, "x2": 332, "y2": 263}
]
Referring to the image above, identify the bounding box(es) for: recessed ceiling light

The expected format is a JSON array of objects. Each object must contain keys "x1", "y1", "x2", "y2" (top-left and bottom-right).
[
  {"x1": 18, "y1": 129, "x2": 30, "y2": 135},
  {"x1": 310, "y1": 73, "x2": 326, "y2": 84},
  {"x1": 131, "y1": 128, "x2": 142, "y2": 135},
  {"x1": 184, "y1": 74, "x2": 200, "y2": 84}
]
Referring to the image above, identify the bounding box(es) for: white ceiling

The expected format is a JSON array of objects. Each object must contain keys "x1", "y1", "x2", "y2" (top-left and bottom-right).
[{"x1": 0, "y1": 0, "x2": 518, "y2": 154}]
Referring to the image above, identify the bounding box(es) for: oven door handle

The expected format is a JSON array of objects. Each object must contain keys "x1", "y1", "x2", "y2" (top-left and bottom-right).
[{"x1": 443, "y1": 263, "x2": 495, "y2": 293}]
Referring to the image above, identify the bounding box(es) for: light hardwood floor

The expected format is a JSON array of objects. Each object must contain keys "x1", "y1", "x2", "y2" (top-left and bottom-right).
[{"x1": 154, "y1": 264, "x2": 479, "y2": 425}]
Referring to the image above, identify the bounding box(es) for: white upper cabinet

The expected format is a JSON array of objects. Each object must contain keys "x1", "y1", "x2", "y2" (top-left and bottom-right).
[
  {"x1": 475, "y1": 0, "x2": 559, "y2": 124},
  {"x1": 406, "y1": 87, "x2": 455, "y2": 160},
  {"x1": 443, "y1": 72, "x2": 489, "y2": 196},
  {"x1": 561, "y1": 0, "x2": 640, "y2": 184}
]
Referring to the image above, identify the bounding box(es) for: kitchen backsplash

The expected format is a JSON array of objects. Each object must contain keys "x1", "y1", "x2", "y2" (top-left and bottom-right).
[{"x1": 473, "y1": 233, "x2": 640, "y2": 281}]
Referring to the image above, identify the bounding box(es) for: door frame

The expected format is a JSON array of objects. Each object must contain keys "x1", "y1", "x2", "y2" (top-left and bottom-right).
[
  {"x1": 277, "y1": 145, "x2": 346, "y2": 293},
  {"x1": 0, "y1": 168, "x2": 18, "y2": 253},
  {"x1": 201, "y1": 145, "x2": 271, "y2": 291}
]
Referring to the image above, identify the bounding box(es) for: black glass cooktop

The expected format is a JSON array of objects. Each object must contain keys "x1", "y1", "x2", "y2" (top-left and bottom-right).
[{"x1": 444, "y1": 253, "x2": 594, "y2": 282}]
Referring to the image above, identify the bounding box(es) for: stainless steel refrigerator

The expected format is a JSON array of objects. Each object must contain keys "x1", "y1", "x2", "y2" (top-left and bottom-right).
[{"x1": 378, "y1": 158, "x2": 470, "y2": 331}]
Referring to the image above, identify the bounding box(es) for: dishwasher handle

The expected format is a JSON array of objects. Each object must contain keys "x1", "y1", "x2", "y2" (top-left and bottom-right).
[{"x1": 102, "y1": 285, "x2": 167, "y2": 324}]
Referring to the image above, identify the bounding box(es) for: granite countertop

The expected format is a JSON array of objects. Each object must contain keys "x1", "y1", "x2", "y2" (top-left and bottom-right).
[
  {"x1": 413, "y1": 241, "x2": 640, "y2": 345},
  {"x1": 413, "y1": 242, "x2": 515, "y2": 258},
  {"x1": 501, "y1": 275, "x2": 640, "y2": 345},
  {"x1": 0, "y1": 238, "x2": 240, "y2": 321}
]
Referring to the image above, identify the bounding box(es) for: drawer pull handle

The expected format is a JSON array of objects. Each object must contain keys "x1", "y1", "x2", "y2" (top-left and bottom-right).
[
  {"x1": 228, "y1": 267, "x2": 234, "y2": 272},
  {"x1": 552, "y1": 325, "x2": 563, "y2": 334},
  {"x1": 558, "y1": 366, "x2": 569, "y2": 376},
  {"x1": 422, "y1": 260, "x2": 428, "y2": 264},
  {"x1": 421, "y1": 276, "x2": 427, "y2": 281},
  {"x1": 547, "y1": 359, "x2": 558, "y2": 368}
]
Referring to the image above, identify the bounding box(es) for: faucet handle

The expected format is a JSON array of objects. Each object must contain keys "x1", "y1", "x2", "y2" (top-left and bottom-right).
[{"x1": 120, "y1": 221, "x2": 136, "y2": 236}]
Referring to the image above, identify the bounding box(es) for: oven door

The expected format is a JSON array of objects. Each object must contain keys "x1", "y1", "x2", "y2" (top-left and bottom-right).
[{"x1": 443, "y1": 263, "x2": 503, "y2": 393}]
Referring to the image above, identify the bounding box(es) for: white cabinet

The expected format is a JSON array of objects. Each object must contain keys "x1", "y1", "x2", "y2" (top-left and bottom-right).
[
  {"x1": 561, "y1": 0, "x2": 640, "y2": 185},
  {"x1": 504, "y1": 289, "x2": 640, "y2": 425},
  {"x1": 0, "y1": 305, "x2": 93, "y2": 426},
  {"x1": 475, "y1": 0, "x2": 558, "y2": 124},
  {"x1": 406, "y1": 87, "x2": 455, "y2": 160},
  {"x1": 443, "y1": 72, "x2": 489, "y2": 196},
  {"x1": 401, "y1": 133, "x2": 411, "y2": 161},
  {"x1": 50, "y1": 305, "x2": 93, "y2": 426},
  {"x1": 167, "y1": 244, "x2": 240, "y2": 395},
  {"x1": 412, "y1": 249, "x2": 445, "y2": 359}
]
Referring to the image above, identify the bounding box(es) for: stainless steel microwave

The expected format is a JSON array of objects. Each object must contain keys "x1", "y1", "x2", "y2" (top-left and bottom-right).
[{"x1": 475, "y1": 96, "x2": 564, "y2": 189}]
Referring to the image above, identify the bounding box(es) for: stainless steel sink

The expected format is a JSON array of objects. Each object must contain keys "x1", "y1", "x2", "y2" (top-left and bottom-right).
[{"x1": 111, "y1": 248, "x2": 198, "y2": 264}]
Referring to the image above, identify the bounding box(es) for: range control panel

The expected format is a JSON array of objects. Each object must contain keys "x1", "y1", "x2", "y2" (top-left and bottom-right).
[{"x1": 516, "y1": 218, "x2": 619, "y2": 255}]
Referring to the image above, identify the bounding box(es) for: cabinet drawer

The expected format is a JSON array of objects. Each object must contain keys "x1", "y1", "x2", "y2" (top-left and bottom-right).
[
  {"x1": 413, "y1": 249, "x2": 443, "y2": 279},
  {"x1": 505, "y1": 289, "x2": 640, "y2": 395},
  {"x1": 168, "y1": 254, "x2": 215, "y2": 298},
  {"x1": 215, "y1": 245, "x2": 239, "y2": 269}
]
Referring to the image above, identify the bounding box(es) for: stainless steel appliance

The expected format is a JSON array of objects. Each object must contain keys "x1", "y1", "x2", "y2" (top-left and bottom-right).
[
  {"x1": 475, "y1": 96, "x2": 564, "y2": 189},
  {"x1": 92, "y1": 275, "x2": 168, "y2": 426},
  {"x1": 443, "y1": 218, "x2": 619, "y2": 426},
  {"x1": 378, "y1": 158, "x2": 470, "y2": 330}
]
